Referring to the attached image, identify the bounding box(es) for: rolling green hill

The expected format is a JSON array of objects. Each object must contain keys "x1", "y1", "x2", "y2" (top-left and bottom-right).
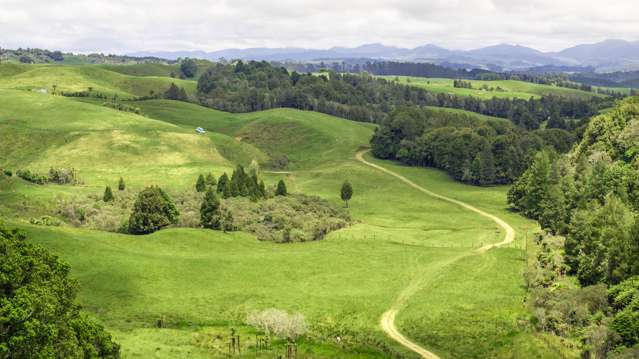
[
  {"x1": 0, "y1": 64, "x2": 196, "y2": 98},
  {"x1": 383, "y1": 76, "x2": 602, "y2": 100},
  {"x1": 0, "y1": 77, "x2": 572, "y2": 358}
]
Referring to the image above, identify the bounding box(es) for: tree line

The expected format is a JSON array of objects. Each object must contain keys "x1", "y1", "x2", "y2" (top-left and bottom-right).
[
  {"x1": 508, "y1": 96, "x2": 639, "y2": 358},
  {"x1": 194, "y1": 60, "x2": 608, "y2": 128},
  {"x1": 370, "y1": 107, "x2": 575, "y2": 185}
]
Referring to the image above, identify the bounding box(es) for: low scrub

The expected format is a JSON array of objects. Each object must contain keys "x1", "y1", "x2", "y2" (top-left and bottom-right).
[
  {"x1": 224, "y1": 194, "x2": 351, "y2": 242},
  {"x1": 56, "y1": 188, "x2": 350, "y2": 241},
  {"x1": 17, "y1": 168, "x2": 80, "y2": 185}
]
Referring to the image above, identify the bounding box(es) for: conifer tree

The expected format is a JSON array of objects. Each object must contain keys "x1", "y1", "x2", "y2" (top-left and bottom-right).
[
  {"x1": 118, "y1": 177, "x2": 125, "y2": 191},
  {"x1": 195, "y1": 174, "x2": 206, "y2": 192},
  {"x1": 340, "y1": 181, "x2": 353, "y2": 207},
  {"x1": 275, "y1": 179, "x2": 287, "y2": 196},
  {"x1": 205, "y1": 172, "x2": 217, "y2": 186},
  {"x1": 103, "y1": 186, "x2": 114, "y2": 202},
  {"x1": 200, "y1": 187, "x2": 222, "y2": 229},
  {"x1": 217, "y1": 173, "x2": 229, "y2": 193}
]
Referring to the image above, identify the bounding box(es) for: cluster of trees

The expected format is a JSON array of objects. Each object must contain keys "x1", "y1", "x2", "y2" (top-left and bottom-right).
[
  {"x1": 526, "y1": 232, "x2": 639, "y2": 358},
  {"x1": 453, "y1": 79, "x2": 473, "y2": 89},
  {"x1": 509, "y1": 96, "x2": 639, "y2": 286},
  {"x1": 194, "y1": 60, "x2": 606, "y2": 127},
  {"x1": 0, "y1": 223, "x2": 120, "y2": 358},
  {"x1": 179, "y1": 58, "x2": 197, "y2": 78},
  {"x1": 164, "y1": 83, "x2": 189, "y2": 101},
  {"x1": 370, "y1": 107, "x2": 575, "y2": 185},
  {"x1": 216, "y1": 165, "x2": 268, "y2": 200}
]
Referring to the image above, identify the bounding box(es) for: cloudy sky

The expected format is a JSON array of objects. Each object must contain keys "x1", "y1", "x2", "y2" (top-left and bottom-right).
[{"x1": 1, "y1": 0, "x2": 637, "y2": 53}]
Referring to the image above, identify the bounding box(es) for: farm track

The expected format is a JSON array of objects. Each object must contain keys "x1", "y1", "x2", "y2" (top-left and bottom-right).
[{"x1": 355, "y1": 149, "x2": 516, "y2": 359}]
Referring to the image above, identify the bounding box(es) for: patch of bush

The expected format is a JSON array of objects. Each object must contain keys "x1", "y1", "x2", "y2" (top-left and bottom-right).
[
  {"x1": 16, "y1": 169, "x2": 49, "y2": 184},
  {"x1": 224, "y1": 194, "x2": 351, "y2": 242},
  {"x1": 29, "y1": 215, "x2": 62, "y2": 226},
  {"x1": 16, "y1": 168, "x2": 80, "y2": 185},
  {"x1": 246, "y1": 308, "x2": 308, "y2": 339},
  {"x1": 2, "y1": 169, "x2": 12, "y2": 177}
]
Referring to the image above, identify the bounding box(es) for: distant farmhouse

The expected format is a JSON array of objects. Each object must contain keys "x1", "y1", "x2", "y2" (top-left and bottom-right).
[{"x1": 195, "y1": 127, "x2": 206, "y2": 134}]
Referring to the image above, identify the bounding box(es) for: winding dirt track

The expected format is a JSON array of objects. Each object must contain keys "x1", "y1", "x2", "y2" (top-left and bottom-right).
[{"x1": 355, "y1": 149, "x2": 515, "y2": 359}]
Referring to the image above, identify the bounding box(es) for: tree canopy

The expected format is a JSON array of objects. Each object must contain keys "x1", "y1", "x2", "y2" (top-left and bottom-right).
[
  {"x1": 128, "y1": 186, "x2": 179, "y2": 234},
  {"x1": 0, "y1": 223, "x2": 120, "y2": 358}
]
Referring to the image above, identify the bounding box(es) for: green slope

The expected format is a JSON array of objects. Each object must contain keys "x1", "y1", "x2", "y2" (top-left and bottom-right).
[
  {"x1": 0, "y1": 64, "x2": 197, "y2": 98},
  {"x1": 382, "y1": 76, "x2": 602, "y2": 100}
]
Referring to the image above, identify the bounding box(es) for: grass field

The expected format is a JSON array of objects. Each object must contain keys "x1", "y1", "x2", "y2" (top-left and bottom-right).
[
  {"x1": 0, "y1": 64, "x2": 196, "y2": 98},
  {"x1": 0, "y1": 69, "x2": 572, "y2": 358},
  {"x1": 381, "y1": 76, "x2": 602, "y2": 100}
]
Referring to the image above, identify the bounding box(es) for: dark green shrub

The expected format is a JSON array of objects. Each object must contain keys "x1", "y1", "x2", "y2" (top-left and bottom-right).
[
  {"x1": 128, "y1": 186, "x2": 179, "y2": 234},
  {"x1": 103, "y1": 186, "x2": 114, "y2": 202},
  {"x1": 275, "y1": 180, "x2": 287, "y2": 196},
  {"x1": 118, "y1": 177, "x2": 125, "y2": 191},
  {"x1": 16, "y1": 169, "x2": 48, "y2": 184}
]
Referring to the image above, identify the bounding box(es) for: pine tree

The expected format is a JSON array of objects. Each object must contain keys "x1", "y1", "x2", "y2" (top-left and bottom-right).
[
  {"x1": 340, "y1": 181, "x2": 353, "y2": 207},
  {"x1": 275, "y1": 179, "x2": 287, "y2": 196},
  {"x1": 195, "y1": 174, "x2": 206, "y2": 192},
  {"x1": 200, "y1": 187, "x2": 222, "y2": 229},
  {"x1": 118, "y1": 177, "x2": 125, "y2": 191},
  {"x1": 223, "y1": 181, "x2": 232, "y2": 199},
  {"x1": 205, "y1": 172, "x2": 217, "y2": 186},
  {"x1": 103, "y1": 186, "x2": 114, "y2": 202},
  {"x1": 259, "y1": 180, "x2": 266, "y2": 197},
  {"x1": 217, "y1": 173, "x2": 229, "y2": 193}
]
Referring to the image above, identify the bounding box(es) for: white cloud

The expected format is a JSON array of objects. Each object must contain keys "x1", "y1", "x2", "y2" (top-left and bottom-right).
[{"x1": 0, "y1": 0, "x2": 637, "y2": 53}]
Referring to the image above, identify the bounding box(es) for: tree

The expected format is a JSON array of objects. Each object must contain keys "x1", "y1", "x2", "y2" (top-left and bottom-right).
[
  {"x1": 103, "y1": 186, "x2": 114, "y2": 202},
  {"x1": 118, "y1": 177, "x2": 125, "y2": 191},
  {"x1": 200, "y1": 187, "x2": 222, "y2": 229},
  {"x1": 0, "y1": 223, "x2": 120, "y2": 358},
  {"x1": 180, "y1": 58, "x2": 198, "y2": 78},
  {"x1": 195, "y1": 174, "x2": 206, "y2": 192},
  {"x1": 478, "y1": 146, "x2": 496, "y2": 186},
  {"x1": 205, "y1": 172, "x2": 217, "y2": 186},
  {"x1": 340, "y1": 181, "x2": 353, "y2": 207},
  {"x1": 128, "y1": 186, "x2": 179, "y2": 234},
  {"x1": 217, "y1": 173, "x2": 229, "y2": 194},
  {"x1": 275, "y1": 179, "x2": 287, "y2": 196},
  {"x1": 164, "y1": 83, "x2": 187, "y2": 101}
]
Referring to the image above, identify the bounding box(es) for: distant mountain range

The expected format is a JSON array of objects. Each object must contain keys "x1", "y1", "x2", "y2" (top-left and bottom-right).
[{"x1": 129, "y1": 39, "x2": 639, "y2": 72}]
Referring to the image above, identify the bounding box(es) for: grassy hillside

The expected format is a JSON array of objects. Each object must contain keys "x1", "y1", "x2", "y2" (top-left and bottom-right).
[
  {"x1": 0, "y1": 64, "x2": 196, "y2": 98},
  {"x1": 130, "y1": 99, "x2": 376, "y2": 169},
  {"x1": 0, "y1": 80, "x2": 570, "y2": 358},
  {"x1": 383, "y1": 76, "x2": 601, "y2": 100}
]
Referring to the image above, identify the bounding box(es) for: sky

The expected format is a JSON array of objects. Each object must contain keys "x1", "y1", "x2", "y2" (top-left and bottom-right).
[{"x1": 1, "y1": 0, "x2": 638, "y2": 54}]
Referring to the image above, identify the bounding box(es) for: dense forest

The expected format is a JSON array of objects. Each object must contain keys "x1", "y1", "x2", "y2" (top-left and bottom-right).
[
  {"x1": 195, "y1": 60, "x2": 607, "y2": 128},
  {"x1": 370, "y1": 107, "x2": 575, "y2": 185},
  {"x1": 508, "y1": 97, "x2": 639, "y2": 357}
]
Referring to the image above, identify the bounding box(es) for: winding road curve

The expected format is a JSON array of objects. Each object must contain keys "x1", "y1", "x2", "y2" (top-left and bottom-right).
[{"x1": 355, "y1": 149, "x2": 516, "y2": 359}]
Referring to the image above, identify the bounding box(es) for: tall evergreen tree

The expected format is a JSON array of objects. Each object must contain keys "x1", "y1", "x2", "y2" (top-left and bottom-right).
[
  {"x1": 200, "y1": 187, "x2": 222, "y2": 230},
  {"x1": 217, "y1": 173, "x2": 229, "y2": 193},
  {"x1": 195, "y1": 174, "x2": 206, "y2": 192},
  {"x1": 275, "y1": 179, "x2": 287, "y2": 196},
  {"x1": 205, "y1": 172, "x2": 217, "y2": 186},
  {"x1": 103, "y1": 186, "x2": 114, "y2": 202},
  {"x1": 118, "y1": 177, "x2": 125, "y2": 191}
]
